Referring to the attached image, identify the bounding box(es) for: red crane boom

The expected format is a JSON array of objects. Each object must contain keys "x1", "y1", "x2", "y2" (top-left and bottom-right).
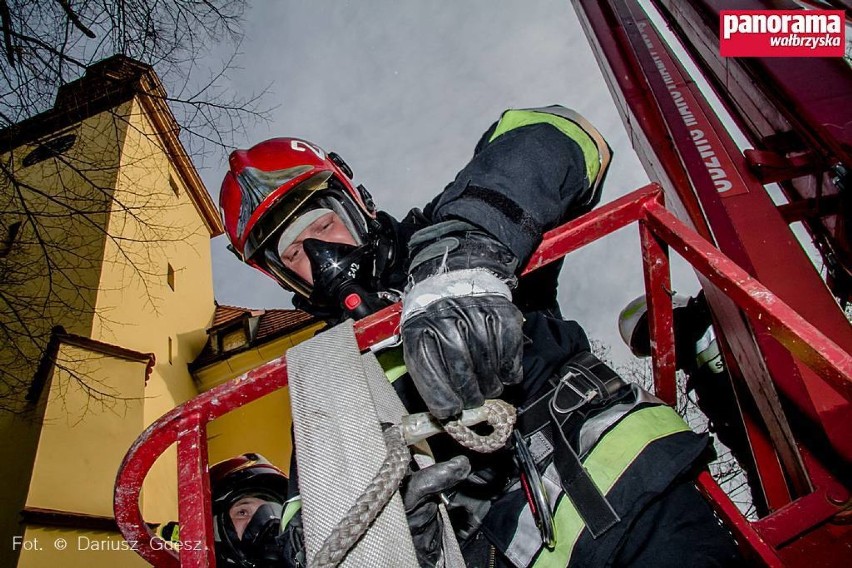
[{"x1": 570, "y1": 0, "x2": 851, "y2": 564}]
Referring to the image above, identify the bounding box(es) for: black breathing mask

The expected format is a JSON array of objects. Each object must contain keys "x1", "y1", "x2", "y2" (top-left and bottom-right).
[
  {"x1": 236, "y1": 503, "x2": 287, "y2": 567},
  {"x1": 303, "y1": 238, "x2": 392, "y2": 320}
]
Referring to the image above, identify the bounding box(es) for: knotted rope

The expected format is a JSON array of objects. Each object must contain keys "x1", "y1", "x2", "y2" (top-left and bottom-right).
[
  {"x1": 442, "y1": 399, "x2": 517, "y2": 453},
  {"x1": 312, "y1": 399, "x2": 516, "y2": 567}
]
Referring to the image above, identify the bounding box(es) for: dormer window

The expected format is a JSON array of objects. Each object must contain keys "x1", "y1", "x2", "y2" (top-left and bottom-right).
[
  {"x1": 220, "y1": 327, "x2": 248, "y2": 352},
  {"x1": 214, "y1": 313, "x2": 262, "y2": 354}
]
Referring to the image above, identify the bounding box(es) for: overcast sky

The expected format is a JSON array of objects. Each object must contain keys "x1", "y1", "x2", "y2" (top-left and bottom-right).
[{"x1": 197, "y1": 0, "x2": 701, "y2": 364}]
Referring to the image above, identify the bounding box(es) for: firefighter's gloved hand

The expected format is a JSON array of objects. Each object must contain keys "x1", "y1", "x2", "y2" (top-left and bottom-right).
[
  {"x1": 401, "y1": 222, "x2": 523, "y2": 420},
  {"x1": 403, "y1": 456, "x2": 471, "y2": 568}
]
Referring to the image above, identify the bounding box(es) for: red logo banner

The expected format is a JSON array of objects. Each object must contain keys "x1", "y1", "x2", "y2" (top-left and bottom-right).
[{"x1": 720, "y1": 10, "x2": 845, "y2": 57}]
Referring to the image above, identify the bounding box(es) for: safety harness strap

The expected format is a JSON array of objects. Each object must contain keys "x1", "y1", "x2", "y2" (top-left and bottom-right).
[
  {"x1": 517, "y1": 351, "x2": 626, "y2": 539},
  {"x1": 551, "y1": 435, "x2": 620, "y2": 538}
]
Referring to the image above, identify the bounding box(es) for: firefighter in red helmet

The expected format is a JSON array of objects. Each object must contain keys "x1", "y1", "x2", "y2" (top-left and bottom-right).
[
  {"x1": 219, "y1": 107, "x2": 743, "y2": 567},
  {"x1": 209, "y1": 453, "x2": 291, "y2": 567},
  {"x1": 220, "y1": 138, "x2": 396, "y2": 320}
]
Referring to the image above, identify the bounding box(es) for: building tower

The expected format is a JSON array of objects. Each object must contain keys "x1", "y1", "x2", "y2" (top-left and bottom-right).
[{"x1": 0, "y1": 55, "x2": 222, "y2": 567}]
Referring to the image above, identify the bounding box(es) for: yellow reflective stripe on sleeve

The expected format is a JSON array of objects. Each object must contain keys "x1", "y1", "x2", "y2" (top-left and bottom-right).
[
  {"x1": 281, "y1": 496, "x2": 302, "y2": 529},
  {"x1": 488, "y1": 110, "x2": 601, "y2": 184},
  {"x1": 532, "y1": 405, "x2": 692, "y2": 568},
  {"x1": 377, "y1": 346, "x2": 407, "y2": 384},
  {"x1": 155, "y1": 522, "x2": 180, "y2": 543}
]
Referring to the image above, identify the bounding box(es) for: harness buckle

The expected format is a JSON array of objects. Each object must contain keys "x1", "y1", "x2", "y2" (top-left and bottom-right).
[{"x1": 551, "y1": 370, "x2": 600, "y2": 415}]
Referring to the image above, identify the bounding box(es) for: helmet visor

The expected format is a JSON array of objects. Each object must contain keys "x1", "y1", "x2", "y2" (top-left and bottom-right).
[{"x1": 243, "y1": 170, "x2": 332, "y2": 261}]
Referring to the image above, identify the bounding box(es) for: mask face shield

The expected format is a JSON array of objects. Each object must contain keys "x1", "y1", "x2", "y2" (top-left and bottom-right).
[
  {"x1": 216, "y1": 493, "x2": 286, "y2": 567},
  {"x1": 240, "y1": 501, "x2": 284, "y2": 540},
  {"x1": 261, "y1": 184, "x2": 373, "y2": 300}
]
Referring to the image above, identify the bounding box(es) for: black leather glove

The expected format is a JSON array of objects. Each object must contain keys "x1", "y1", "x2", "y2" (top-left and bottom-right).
[
  {"x1": 401, "y1": 222, "x2": 524, "y2": 420},
  {"x1": 403, "y1": 456, "x2": 471, "y2": 567}
]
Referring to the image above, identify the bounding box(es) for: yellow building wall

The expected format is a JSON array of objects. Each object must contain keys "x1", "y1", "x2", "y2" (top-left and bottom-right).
[
  {"x1": 0, "y1": 84, "x2": 219, "y2": 565},
  {"x1": 25, "y1": 343, "x2": 146, "y2": 516},
  {"x1": 0, "y1": 402, "x2": 47, "y2": 568},
  {"x1": 0, "y1": 64, "x2": 328, "y2": 566},
  {"x1": 207, "y1": 390, "x2": 295, "y2": 472},
  {"x1": 0, "y1": 106, "x2": 129, "y2": 391},
  {"x1": 0, "y1": 105, "x2": 133, "y2": 568},
  {"x1": 197, "y1": 324, "x2": 324, "y2": 475}
]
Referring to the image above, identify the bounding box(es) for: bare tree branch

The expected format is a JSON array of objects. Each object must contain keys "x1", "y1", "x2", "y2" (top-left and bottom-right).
[
  {"x1": 0, "y1": 0, "x2": 15, "y2": 65},
  {"x1": 0, "y1": 0, "x2": 267, "y2": 416},
  {"x1": 54, "y1": 0, "x2": 95, "y2": 39}
]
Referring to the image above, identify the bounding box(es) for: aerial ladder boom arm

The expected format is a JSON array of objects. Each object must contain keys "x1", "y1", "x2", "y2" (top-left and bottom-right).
[{"x1": 571, "y1": 0, "x2": 852, "y2": 564}]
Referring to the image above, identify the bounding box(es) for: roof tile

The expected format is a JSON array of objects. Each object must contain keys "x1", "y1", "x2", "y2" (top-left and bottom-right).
[{"x1": 191, "y1": 305, "x2": 320, "y2": 371}]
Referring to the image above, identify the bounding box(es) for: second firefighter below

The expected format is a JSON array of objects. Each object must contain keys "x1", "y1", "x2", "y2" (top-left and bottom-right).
[{"x1": 218, "y1": 106, "x2": 743, "y2": 567}]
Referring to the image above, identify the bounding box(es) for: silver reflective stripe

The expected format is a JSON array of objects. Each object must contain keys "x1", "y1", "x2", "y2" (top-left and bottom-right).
[
  {"x1": 503, "y1": 462, "x2": 565, "y2": 567},
  {"x1": 281, "y1": 496, "x2": 302, "y2": 530},
  {"x1": 401, "y1": 268, "x2": 512, "y2": 322},
  {"x1": 695, "y1": 327, "x2": 725, "y2": 374},
  {"x1": 577, "y1": 385, "x2": 661, "y2": 457},
  {"x1": 503, "y1": 386, "x2": 670, "y2": 567}
]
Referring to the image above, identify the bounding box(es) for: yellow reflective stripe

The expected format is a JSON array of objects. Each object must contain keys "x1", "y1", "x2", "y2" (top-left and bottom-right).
[
  {"x1": 377, "y1": 346, "x2": 407, "y2": 383},
  {"x1": 155, "y1": 522, "x2": 180, "y2": 543},
  {"x1": 281, "y1": 496, "x2": 302, "y2": 529},
  {"x1": 620, "y1": 300, "x2": 646, "y2": 322},
  {"x1": 532, "y1": 405, "x2": 691, "y2": 568},
  {"x1": 488, "y1": 109, "x2": 601, "y2": 184}
]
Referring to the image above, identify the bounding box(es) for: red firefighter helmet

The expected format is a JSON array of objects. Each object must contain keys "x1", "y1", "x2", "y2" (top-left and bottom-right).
[
  {"x1": 220, "y1": 138, "x2": 377, "y2": 298},
  {"x1": 210, "y1": 453, "x2": 288, "y2": 505}
]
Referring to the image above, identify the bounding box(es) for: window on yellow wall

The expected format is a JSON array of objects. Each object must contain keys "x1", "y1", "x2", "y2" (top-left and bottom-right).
[
  {"x1": 168, "y1": 337, "x2": 173, "y2": 365},
  {"x1": 22, "y1": 133, "x2": 77, "y2": 167},
  {"x1": 0, "y1": 221, "x2": 22, "y2": 258},
  {"x1": 169, "y1": 174, "x2": 180, "y2": 197},
  {"x1": 167, "y1": 263, "x2": 175, "y2": 291}
]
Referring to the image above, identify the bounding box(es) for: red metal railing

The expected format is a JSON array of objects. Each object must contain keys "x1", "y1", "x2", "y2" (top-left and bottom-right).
[{"x1": 114, "y1": 184, "x2": 852, "y2": 567}]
